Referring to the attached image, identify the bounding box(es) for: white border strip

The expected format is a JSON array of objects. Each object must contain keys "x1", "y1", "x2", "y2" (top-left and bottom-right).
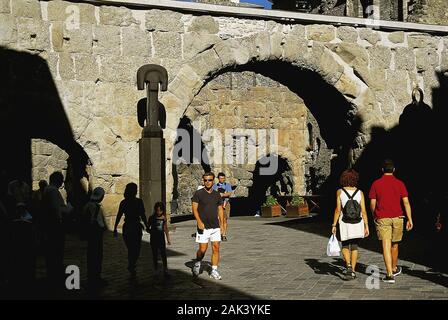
[{"x1": 83, "y1": 0, "x2": 448, "y2": 34}]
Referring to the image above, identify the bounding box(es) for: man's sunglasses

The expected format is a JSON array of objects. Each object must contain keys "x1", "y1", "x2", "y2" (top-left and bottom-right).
[{"x1": 203, "y1": 179, "x2": 214, "y2": 182}]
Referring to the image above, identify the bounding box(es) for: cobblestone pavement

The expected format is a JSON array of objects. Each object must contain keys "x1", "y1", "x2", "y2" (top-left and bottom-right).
[{"x1": 8, "y1": 216, "x2": 448, "y2": 299}]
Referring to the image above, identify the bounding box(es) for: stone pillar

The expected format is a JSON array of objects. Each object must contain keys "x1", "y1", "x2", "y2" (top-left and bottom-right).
[
  {"x1": 136, "y1": 65, "x2": 168, "y2": 221},
  {"x1": 139, "y1": 137, "x2": 166, "y2": 220}
]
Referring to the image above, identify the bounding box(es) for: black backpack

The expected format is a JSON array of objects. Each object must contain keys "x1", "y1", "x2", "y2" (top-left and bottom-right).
[{"x1": 341, "y1": 188, "x2": 362, "y2": 224}]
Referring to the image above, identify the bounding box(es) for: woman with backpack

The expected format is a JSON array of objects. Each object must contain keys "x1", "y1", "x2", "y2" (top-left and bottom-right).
[{"x1": 331, "y1": 169, "x2": 369, "y2": 280}]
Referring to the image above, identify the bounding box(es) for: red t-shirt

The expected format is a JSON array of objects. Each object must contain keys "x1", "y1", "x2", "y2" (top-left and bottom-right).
[{"x1": 369, "y1": 175, "x2": 408, "y2": 219}]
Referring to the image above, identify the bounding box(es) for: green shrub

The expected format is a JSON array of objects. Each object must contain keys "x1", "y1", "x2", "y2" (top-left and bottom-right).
[
  {"x1": 290, "y1": 194, "x2": 306, "y2": 206},
  {"x1": 262, "y1": 195, "x2": 279, "y2": 207}
]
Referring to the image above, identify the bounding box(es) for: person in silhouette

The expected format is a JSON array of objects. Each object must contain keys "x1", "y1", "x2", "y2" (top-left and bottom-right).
[
  {"x1": 148, "y1": 202, "x2": 171, "y2": 278},
  {"x1": 113, "y1": 183, "x2": 149, "y2": 278},
  {"x1": 32, "y1": 180, "x2": 48, "y2": 251},
  {"x1": 42, "y1": 171, "x2": 67, "y2": 286},
  {"x1": 369, "y1": 159, "x2": 413, "y2": 284},
  {"x1": 83, "y1": 187, "x2": 107, "y2": 287}
]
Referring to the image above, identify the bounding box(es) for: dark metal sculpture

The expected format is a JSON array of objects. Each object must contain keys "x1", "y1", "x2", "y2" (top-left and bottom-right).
[{"x1": 137, "y1": 64, "x2": 168, "y2": 138}]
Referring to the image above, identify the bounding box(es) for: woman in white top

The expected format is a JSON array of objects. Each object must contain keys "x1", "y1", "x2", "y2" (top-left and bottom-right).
[{"x1": 331, "y1": 169, "x2": 369, "y2": 280}]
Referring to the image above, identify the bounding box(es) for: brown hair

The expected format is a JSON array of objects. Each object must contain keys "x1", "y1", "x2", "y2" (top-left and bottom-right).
[{"x1": 339, "y1": 169, "x2": 359, "y2": 187}]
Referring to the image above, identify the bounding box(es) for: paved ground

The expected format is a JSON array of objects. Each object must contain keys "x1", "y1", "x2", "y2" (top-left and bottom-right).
[{"x1": 5, "y1": 215, "x2": 448, "y2": 299}]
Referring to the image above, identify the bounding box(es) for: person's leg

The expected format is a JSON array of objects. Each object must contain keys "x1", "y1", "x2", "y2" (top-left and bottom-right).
[
  {"x1": 134, "y1": 228, "x2": 142, "y2": 269},
  {"x1": 391, "y1": 217, "x2": 404, "y2": 273},
  {"x1": 350, "y1": 240, "x2": 359, "y2": 272},
  {"x1": 376, "y1": 218, "x2": 393, "y2": 276},
  {"x1": 151, "y1": 242, "x2": 159, "y2": 270},
  {"x1": 160, "y1": 243, "x2": 168, "y2": 273},
  {"x1": 391, "y1": 242, "x2": 399, "y2": 272},
  {"x1": 211, "y1": 241, "x2": 220, "y2": 267},
  {"x1": 341, "y1": 240, "x2": 351, "y2": 268},
  {"x1": 196, "y1": 243, "x2": 208, "y2": 261},
  {"x1": 223, "y1": 204, "x2": 230, "y2": 237},
  {"x1": 382, "y1": 239, "x2": 393, "y2": 276}
]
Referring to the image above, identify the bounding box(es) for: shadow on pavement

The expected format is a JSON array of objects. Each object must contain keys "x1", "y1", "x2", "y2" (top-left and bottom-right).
[{"x1": 265, "y1": 218, "x2": 448, "y2": 282}]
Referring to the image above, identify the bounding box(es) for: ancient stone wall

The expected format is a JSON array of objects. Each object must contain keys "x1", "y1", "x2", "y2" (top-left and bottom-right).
[
  {"x1": 1, "y1": 0, "x2": 447, "y2": 226},
  {"x1": 407, "y1": 0, "x2": 448, "y2": 25}
]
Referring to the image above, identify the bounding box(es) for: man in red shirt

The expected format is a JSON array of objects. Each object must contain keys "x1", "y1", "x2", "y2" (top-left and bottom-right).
[{"x1": 369, "y1": 159, "x2": 413, "y2": 283}]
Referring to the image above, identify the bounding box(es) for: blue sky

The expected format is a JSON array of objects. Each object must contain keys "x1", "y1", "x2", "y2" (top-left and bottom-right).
[{"x1": 245, "y1": 0, "x2": 272, "y2": 9}]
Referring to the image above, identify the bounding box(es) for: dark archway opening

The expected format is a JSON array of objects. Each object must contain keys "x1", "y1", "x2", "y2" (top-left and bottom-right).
[
  {"x1": 231, "y1": 155, "x2": 294, "y2": 216},
  {"x1": 171, "y1": 116, "x2": 211, "y2": 215}
]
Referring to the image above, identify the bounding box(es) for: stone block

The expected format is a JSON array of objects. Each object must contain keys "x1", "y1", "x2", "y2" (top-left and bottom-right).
[
  {"x1": 58, "y1": 52, "x2": 75, "y2": 80},
  {"x1": 368, "y1": 45, "x2": 392, "y2": 69},
  {"x1": 188, "y1": 49, "x2": 222, "y2": 79},
  {"x1": 98, "y1": 55, "x2": 146, "y2": 84},
  {"x1": 122, "y1": 26, "x2": 152, "y2": 57},
  {"x1": 93, "y1": 25, "x2": 121, "y2": 56},
  {"x1": 358, "y1": 28, "x2": 380, "y2": 45},
  {"x1": 0, "y1": 14, "x2": 16, "y2": 44},
  {"x1": 12, "y1": 0, "x2": 41, "y2": 18},
  {"x1": 407, "y1": 33, "x2": 439, "y2": 49},
  {"x1": 330, "y1": 42, "x2": 369, "y2": 69},
  {"x1": 214, "y1": 38, "x2": 249, "y2": 68},
  {"x1": 394, "y1": 47, "x2": 416, "y2": 71},
  {"x1": 283, "y1": 36, "x2": 307, "y2": 62},
  {"x1": 337, "y1": 26, "x2": 358, "y2": 43},
  {"x1": 183, "y1": 32, "x2": 220, "y2": 60},
  {"x1": 245, "y1": 117, "x2": 270, "y2": 129},
  {"x1": 188, "y1": 16, "x2": 219, "y2": 34},
  {"x1": 0, "y1": 0, "x2": 10, "y2": 13},
  {"x1": 74, "y1": 53, "x2": 99, "y2": 81},
  {"x1": 270, "y1": 31, "x2": 284, "y2": 59},
  {"x1": 388, "y1": 31, "x2": 404, "y2": 44},
  {"x1": 17, "y1": 18, "x2": 50, "y2": 51},
  {"x1": 152, "y1": 31, "x2": 182, "y2": 59},
  {"x1": 306, "y1": 25, "x2": 335, "y2": 42},
  {"x1": 289, "y1": 25, "x2": 306, "y2": 39},
  {"x1": 62, "y1": 23, "x2": 93, "y2": 53},
  {"x1": 146, "y1": 9, "x2": 183, "y2": 33},
  {"x1": 47, "y1": 0, "x2": 96, "y2": 24},
  {"x1": 99, "y1": 5, "x2": 139, "y2": 27},
  {"x1": 415, "y1": 48, "x2": 439, "y2": 72}
]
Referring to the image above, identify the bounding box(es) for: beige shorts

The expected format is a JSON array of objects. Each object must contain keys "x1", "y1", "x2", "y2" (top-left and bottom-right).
[{"x1": 375, "y1": 217, "x2": 404, "y2": 242}]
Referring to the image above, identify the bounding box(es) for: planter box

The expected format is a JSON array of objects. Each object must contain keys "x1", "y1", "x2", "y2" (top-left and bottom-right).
[
  {"x1": 261, "y1": 205, "x2": 281, "y2": 217},
  {"x1": 286, "y1": 204, "x2": 309, "y2": 217}
]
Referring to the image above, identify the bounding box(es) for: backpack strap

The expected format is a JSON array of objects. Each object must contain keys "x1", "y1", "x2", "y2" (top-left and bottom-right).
[
  {"x1": 341, "y1": 188, "x2": 359, "y2": 199},
  {"x1": 341, "y1": 188, "x2": 352, "y2": 199}
]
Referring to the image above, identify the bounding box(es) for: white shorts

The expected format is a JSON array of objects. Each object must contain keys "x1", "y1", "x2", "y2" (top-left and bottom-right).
[{"x1": 196, "y1": 228, "x2": 221, "y2": 244}]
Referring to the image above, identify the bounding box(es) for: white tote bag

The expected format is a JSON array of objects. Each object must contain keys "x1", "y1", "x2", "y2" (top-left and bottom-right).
[{"x1": 326, "y1": 234, "x2": 341, "y2": 257}]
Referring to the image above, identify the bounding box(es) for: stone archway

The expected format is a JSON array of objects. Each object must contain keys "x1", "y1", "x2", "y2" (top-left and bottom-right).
[{"x1": 160, "y1": 31, "x2": 382, "y2": 209}]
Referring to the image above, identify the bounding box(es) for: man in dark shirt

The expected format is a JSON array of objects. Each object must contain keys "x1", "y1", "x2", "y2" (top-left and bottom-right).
[
  {"x1": 369, "y1": 159, "x2": 413, "y2": 284},
  {"x1": 191, "y1": 172, "x2": 224, "y2": 280}
]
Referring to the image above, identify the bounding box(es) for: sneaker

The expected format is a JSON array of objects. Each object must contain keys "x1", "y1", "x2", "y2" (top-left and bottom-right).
[
  {"x1": 392, "y1": 266, "x2": 402, "y2": 277},
  {"x1": 382, "y1": 275, "x2": 395, "y2": 283},
  {"x1": 222, "y1": 235, "x2": 227, "y2": 242},
  {"x1": 192, "y1": 261, "x2": 201, "y2": 277},
  {"x1": 210, "y1": 269, "x2": 222, "y2": 280},
  {"x1": 342, "y1": 266, "x2": 353, "y2": 280},
  {"x1": 350, "y1": 271, "x2": 356, "y2": 279}
]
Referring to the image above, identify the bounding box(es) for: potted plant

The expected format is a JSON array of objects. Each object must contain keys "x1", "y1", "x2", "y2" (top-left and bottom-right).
[
  {"x1": 261, "y1": 195, "x2": 281, "y2": 217},
  {"x1": 286, "y1": 194, "x2": 309, "y2": 217}
]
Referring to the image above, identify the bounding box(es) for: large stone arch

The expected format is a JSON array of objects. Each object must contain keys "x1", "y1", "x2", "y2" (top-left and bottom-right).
[{"x1": 160, "y1": 31, "x2": 382, "y2": 206}]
